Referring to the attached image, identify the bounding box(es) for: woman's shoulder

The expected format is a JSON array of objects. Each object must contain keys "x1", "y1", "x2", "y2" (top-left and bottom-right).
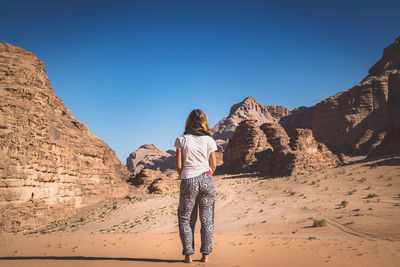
[
  {"x1": 174, "y1": 135, "x2": 186, "y2": 147},
  {"x1": 175, "y1": 135, "x2": 187, "y2": 142},
  {"x1": 200, "y1": 135, "x2": 217, "y2": 144}
]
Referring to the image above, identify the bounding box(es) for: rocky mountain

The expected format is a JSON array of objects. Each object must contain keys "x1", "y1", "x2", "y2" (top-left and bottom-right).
[
  {"x1": 126, "y1": 144, "x2": 176, "y2": 174},
  {"x1": 222, "y1": 120, "x2": 340, "y2": 176},
  {"x1": 212, "y1": 96, "x2": 291, "y2": 141},
  {"x1": 280, "y1": 37, "x2": 400, "y2": 156},
  {"x1": 0, "y1": 42, "x2": 130, "y2": 232}
]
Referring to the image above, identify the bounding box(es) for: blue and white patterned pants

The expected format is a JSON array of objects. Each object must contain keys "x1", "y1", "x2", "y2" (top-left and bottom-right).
[{"x1": 178, "y1": 173, "x2": 215, "y2": 255}]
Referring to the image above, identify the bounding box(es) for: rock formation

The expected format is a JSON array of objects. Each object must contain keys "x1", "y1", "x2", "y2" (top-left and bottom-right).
[
  {"x1": 222, "y1": 120, "x2": 272, "y2": 173},
  {"x1": 0, "y1": 42, "x2": 130, "y2": 232},
  {"x1": 222, "y1": 121, "x2": 340, "y2": 176},
  {"x1": 129, "y1": 169, "x2": 178, "y2": 194},
  {"x1": 280, "y1": 37, "x2": 400, "y2": 156},
  {"x1": 126, "y1": 144, "x2": 176, "y2": 174},
  {"x1": 284, "y1": 127, "x2": 341, "y2": 175},
  {"x1": 212, "y1": 96, "x2": 291, "y2": 141}
]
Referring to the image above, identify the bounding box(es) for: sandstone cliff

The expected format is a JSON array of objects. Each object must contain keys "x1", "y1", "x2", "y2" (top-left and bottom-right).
[
  {"x1": 280, "y1": 37, "x2": 400, "y2": 156},
  {"x1": 0, "y1": 42, "x2": 130, "y2": 232},
  {"x1": 126, "y1": 144, "x2": 176, "y2": 174},
  {"x1": 212, "y1": 96, "x2": 291, "y2": 141}
]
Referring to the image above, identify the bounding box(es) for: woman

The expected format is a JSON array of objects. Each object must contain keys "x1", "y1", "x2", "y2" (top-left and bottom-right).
[{"x1": 174, "y1": 109, "x2": 217, "y2": 263}]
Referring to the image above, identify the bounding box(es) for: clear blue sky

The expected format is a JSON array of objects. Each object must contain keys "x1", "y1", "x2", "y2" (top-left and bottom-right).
[{"x1": 3, "y1": 0, "x2": 400, "y2": 162}]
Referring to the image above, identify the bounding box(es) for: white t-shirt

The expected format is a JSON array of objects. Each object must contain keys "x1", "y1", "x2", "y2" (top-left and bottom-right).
[{"x1": 174, "y1": 134, "x2": 218, "y2": 179}]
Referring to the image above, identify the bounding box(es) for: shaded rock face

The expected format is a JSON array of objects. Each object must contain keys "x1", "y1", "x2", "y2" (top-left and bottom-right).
[
  {"x1": 368, "y1": 121, "x2": 400, "y2": 157},
  {"x1": 280, "y1": 37, "x2": 400, "y2": 156},
  {"x1": 279, "y1": 106, "x2": 314, "y2": 132},
  {"x1": 126, "y1": 144, "x2": 175, "y2": 174},
  {"x1": 0, "y1": 43, "x2": 130, "y2": 232},
  {"x1": 222, "y1": 121, "x2": 340, "y2": 176},
  {"x1": 212, "y1": 96, "x2": 291, "y2": 141},
  {"x1": 129, "y1": 169, "x2": 178, "y2": 194},
  {"x1": 222, "y1": 120, "x2": 272, "y2": 173}
]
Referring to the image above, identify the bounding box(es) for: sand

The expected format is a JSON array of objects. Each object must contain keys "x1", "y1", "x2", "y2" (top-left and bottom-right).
[{"x1": 1, "y1": 156, "x2": 400, "y2": 266}]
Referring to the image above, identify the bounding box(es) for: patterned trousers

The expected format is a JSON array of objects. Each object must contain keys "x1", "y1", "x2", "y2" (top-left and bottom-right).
[{"x1": 178, "y1": 173, "x2": 215, "y2": 255}]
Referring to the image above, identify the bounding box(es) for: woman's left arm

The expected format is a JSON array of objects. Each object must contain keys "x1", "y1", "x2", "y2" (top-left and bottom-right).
[{"x1": 209, "y1": 151, "x2": 217, "y2": 174}]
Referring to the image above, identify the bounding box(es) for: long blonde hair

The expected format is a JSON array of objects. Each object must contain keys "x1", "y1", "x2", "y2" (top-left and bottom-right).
[{"x1": 185, "y1": 109, "x2": 213, "y2": 136}]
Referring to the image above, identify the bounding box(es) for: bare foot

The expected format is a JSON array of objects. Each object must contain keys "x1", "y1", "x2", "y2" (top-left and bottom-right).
[
  {"x1": 184, "y1": 255, "x2": 193, "y2": 263},
  {"x1": 201, "y1": 254, "x2": 209, "y2": 263}
]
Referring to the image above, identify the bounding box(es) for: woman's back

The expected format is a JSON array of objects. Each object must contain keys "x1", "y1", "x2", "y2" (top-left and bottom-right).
[{"x1": 174, "y1": 134, "x2": 217, "y2": 179}]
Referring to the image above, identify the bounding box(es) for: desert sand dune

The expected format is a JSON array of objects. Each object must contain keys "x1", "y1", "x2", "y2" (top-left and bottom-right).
[{"x1": 1, "y1": 156, "x2": 400, "y2": 266}]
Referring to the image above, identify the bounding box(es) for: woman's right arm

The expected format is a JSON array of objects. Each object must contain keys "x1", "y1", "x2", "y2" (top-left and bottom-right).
[{"x1": 176, "y1": 149, "x2": 182, "y2": 177}]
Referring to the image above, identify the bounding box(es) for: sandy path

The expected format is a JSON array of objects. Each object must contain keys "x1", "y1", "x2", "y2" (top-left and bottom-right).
[{"x1": 1, "y1": 156, "x2": 400, "y2": 266}]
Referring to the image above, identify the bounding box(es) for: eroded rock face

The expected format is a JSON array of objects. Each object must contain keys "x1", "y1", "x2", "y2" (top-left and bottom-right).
[
  {"x1": 0, "y1": 42, "x2": 130, "y2": 232},
  {"x1": 129, "y1": 169, "x2": 178, "y2": 194},
  {"x1": 280, "y1": 37, "x2": 400, "y2": 156},
  {"x1": 222, "y1": 121, "x2": 340, "y2": 176},
  {"x1": 212, "y1": 96, "x2": 291, "y2": 141},
  {"x1": 288, "y1": 128, "x2": 341, "y2": 175},
  {"x1": 126, "y1": 144, "x2": 176, "y2": 174},
  {"x1": 222, "y1": 120, "x2": 272, "y2": 173}
]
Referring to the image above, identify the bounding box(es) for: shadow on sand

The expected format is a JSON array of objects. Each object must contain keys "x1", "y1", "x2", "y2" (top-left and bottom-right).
[
  {"x1": 221, "y1": 173, "x2": 262, "y2": 179},
  {"x1": 364, "y1": 156, "x2": 400, "y2": 168},
  {"x1": 0, "y1": 256, "x2": 182, "y2": 263}
]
